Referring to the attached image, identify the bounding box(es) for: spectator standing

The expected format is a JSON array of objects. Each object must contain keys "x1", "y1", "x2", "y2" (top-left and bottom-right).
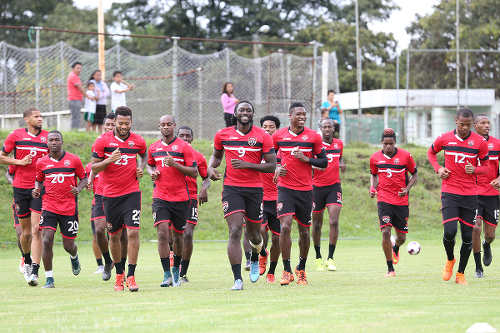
[
  {"x1": 89, "y1": 70, "x2": 110, "y2": 133},
  {"x1": 84, "y1": 81, "x2": 99, "y2": 132},
  {"x1": 320, "y1": 90, "x2": 342, "y2": 136},
  {"x1": 110, "y1": 71, "x2": 134, "y2": 113},
  {"x1": 220, "y1": 82, "x2": 239, "y2": 127},
  {"x1": 67, "y1": 62, "x2": 85, "y2": 130}
]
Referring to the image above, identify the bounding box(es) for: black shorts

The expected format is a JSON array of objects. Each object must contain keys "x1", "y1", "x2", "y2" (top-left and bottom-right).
[
  {"x1": 313, "y1": 183, "x2": 342, "y2": 213},
  {"x1": 91, "y1": 194, "x2": 106, "y2": 221},
  {"x1": 40, "y1": 210, "x2": 79, "y2": 239},
  {"x1": 187, "y1": 199, "x2": 199, "y2": 225},
  {"x1": 378, "y1": 202, "x2": 409, "y2": 233},
  {"x1": 12, "y1": 201, "x2": 20, "y2": 228},
  {"x1": 93, "y1": 104, "x2": 106, "y2": 125},
  {"x1": 103, "y1": 192, "x2": 141, "y2": 234},
  {"x1": 277, "y1": 186, "x2": 313, "y2": 227},
  {"x1": 263, "y1": 200, "x2": 280, "y2": 235},
  {"x1": 13, "y1": 187, "x2": 42, "y2": 218},
  {"x1": 224, "y1": 113, "x2": 235, "y2": 127},
  {"x1": 441, "y1": 192, "x2": 477, "y2": 227},
  {"x1": 222, "y1": 185, "x2": 263, "y2": 223},
  {"x1": 153, "y1": 198, "x2": 189, "y2": 234},
  {"x1": 477, "y1": 195, "x2": 499, "y2": 227}
]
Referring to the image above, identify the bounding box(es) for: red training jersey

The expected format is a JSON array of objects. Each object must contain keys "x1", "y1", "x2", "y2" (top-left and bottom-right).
[
  {"x1": 313, "y1": 139, "x2": 343, "y2": 187},
  {"x1": 148, "y1": 137, "x2": 195, "y2": 202},
  {"x1": 214, "y1": 126, "x2": 274, "y2": 188},
  {"x1": 36, "y1": 152, "x2": 86, "y2": 216},
  {"x1": 370, "y1": 148, "x2": 417, "y2": 206},
  {"x1": 261, "y1": 151, "x2": 281, "y2": 201},
  {"x1": 2, "y1": 128, "x2": 49, "y2": 189},
  {"x1": 185, "y1": 147, "x2": 208, "y2": 200},
  {"x1": 428, "y1": 130, "x2": 489, "y2": 196},
  {"x1": 477, "y1": 135, "x2": 500, "y2": 196},
  {"x1": 90, "y1": 142, "x2": 104, "y2": 196},
  {"x1": 273, "y1": 127, "x2": 324, "y2": 191},
  {"x1": 92, "y1": 131, "x2": 147, "y2": 198}
]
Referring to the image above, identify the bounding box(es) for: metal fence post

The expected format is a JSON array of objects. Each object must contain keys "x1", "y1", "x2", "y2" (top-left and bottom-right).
[
  {"x1": 405, "y1": 49, "x2": 410, "y2": 144},
  {"x1": 171, "y1": 36, "x2": 179, "y2": 117},
  {"x1": 117, "y1": 42, "x2": 121, "y2": 69},
  {"x1": 2, "y1": 42, "x2": 7, "y2": 116},
  {"x1": 310, "y1": 41, "x2": 318, "y2": 129},
  {"x1": 286, "y1": 54, "x2": 291, "y2": 105},
  {"x1": 256, "y1": 56, "x2": 262, "y2": 106},
  {"x1": 198, "y1": 68, "x2": 203, "y2": 139},
  {"x1": 225, "y1": 48, "x2": 230, "y2": 82},
  {"x1": 279, "y1": 50, "x2": 287, "y2": 112},
  {"x1": 396, "y1": 54, "x2": 400, "y2": 138},
  {"x1": 35, "y1": 27, "x2": 40, "y2": 109},
  {"x1": 60, "y1": 41, "x2": 65, "y2": 109}
]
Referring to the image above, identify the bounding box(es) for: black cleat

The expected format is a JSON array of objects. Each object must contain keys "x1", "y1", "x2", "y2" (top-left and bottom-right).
[
  {"x1": 483, "y1": 242, "x2": 493, "y2": 267},
  {"x1": 102, "y1": 262, "x2": 113, "y2": 281},
  {"x1": 71, "y1": 255, "x2": 81, "y2": 276},
  {"x1": 475, "y1": 268, "x2": 484, "y2": 278}
]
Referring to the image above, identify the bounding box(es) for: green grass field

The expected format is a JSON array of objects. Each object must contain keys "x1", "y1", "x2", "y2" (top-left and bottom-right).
[{"x1": 2, "y1": 240, "x2": 500, "y2": 332}]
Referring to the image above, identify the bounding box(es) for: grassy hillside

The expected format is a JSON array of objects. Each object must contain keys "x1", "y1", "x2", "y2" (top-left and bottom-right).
[{"x1": 0, "y1": 131, "x2": 444, "y2": 243}]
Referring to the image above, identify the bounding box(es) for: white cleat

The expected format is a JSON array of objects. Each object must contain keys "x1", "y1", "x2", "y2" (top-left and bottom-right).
[
  {"x1": 23, "y1": 264, "x2": 32, "y2": 283},
  {"x1": 94, "y1": 266, "x2": 104, "y2": 274}
]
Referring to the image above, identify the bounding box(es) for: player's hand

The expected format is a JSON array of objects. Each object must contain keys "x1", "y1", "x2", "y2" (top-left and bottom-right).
[
  {"x1": 231, "y1": 159, "x2": 248, "y2": 169},
  {"x1": 340, "y1": 161, "x2": 346, "y2": 172},
  {"x1": 208, "y1": 167, "x2": 222, "y2": 181},
  {"x1": 164, "y1": 155, "x2": 175, "y2": 167},
  {"x1": 151, "y1": 169, "x2": 160, "y2": 181},
  {"x1": 136, "y1": 168, "x2": 144, "y2": 179},
  {"x1": 108, "y1": 148, "x2": 122, "y2": 163},
  {"x1": 70, "y1": 185, "x2": 80, "y2": 196},
  {"x1": 398, "y1": 187, "x2": 409, "y2": 197},
  {"x1": 276, "y1": 164, "x2": 288, "y2": 180},
  {"x1": 32, "y1": 188, "x2": 41, "y2": 198},
  {"x1": 292, "y1": 148, "x2": 308, "y2": 163},
  {"x1": 369, "y1": 186, "x2": 377, "y2": 198},
  {"x1": 490, "y1": 177, "x2": 500, "y2": 190},
  {"x1": 465, "y1": 161, "x2": 475, "y2": 174},
  {"x1": 273, "y1": 166, "x2": 282, "y2": 183},
  {"x1": 198, "y1": 189, "x2": 208, "y2": 205},
  {"x1": 437, "y1": 167, "x2": 451, "y2": 179},
  {"x1": 86, "y1": 182, "x2": 92, "y2": 191},
  {"x1": 19, "y1": 154, "x2": 32, "y2": 166}
]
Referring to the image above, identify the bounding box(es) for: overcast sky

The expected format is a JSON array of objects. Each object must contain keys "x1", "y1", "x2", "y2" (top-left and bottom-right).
[{"x1": 75, "y1": 0, "x2": 441, "y2": 52}]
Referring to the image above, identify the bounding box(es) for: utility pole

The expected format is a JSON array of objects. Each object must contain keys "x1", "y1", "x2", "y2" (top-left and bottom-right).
[
  {"x1": 98, "y1": 0, "x2": 105, "y2": 79},
  {"x1": 456, "y1": 0, "x2": 460, "y2": 109}
]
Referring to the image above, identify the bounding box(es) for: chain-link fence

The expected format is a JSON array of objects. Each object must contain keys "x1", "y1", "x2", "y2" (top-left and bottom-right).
[{"x1": 0, "y1": 40, "x2": 339, "y2": 139}]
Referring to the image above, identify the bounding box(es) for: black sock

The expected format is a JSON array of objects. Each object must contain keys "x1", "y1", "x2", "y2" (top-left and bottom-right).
[
  {"x1": 23, "y1": 252, "x2": 32, "y2": 266},
  {"x1": 458, "y1": 242, "x2": 472, "y2": 274},
  {"x1": 268, "y1": 261, "x2": 277, "y2": 275},
  {"x1": 260, "y1": 247, "x2": 267, "y2": 256},
  {"x1": 173, "y1": 255, "x2": 181, "y2": 268},
  {"x1": 120, "y1": 257, "x2": 126, "y2": 268},
  {"x1": 161, "y1": 257, "x2": 170, "y2": 272},
  {"x1": 297, "y1": 257, "x2": 307, "y2": 271},
  {"x1": 250, "y1": 251, "x2": 258, "y2": 262},
  {"x1": 231, "y1": 264, "x2": 242, "y2": 281},
  {"x1": 283, "y1": 259, "x2": 292, "y2": 273},
  {"x1": 115, "y1": 261, "x2": 124, "y2": 275},
  {"x1": 328, "y1": 244, "x2": 336, "y2": 259},
  {"x1": 387, "y1": 260, "x2": 394, "y2": 272},
  {"x1": 244, "y1": 251, "x2": 251, "y2": 261},
  {"x1": 314, "y1": 245, "x2": 322, "y2": 259},
  {"x1": 102, "y1": 251, "x2": 112, "y2": 265},
  {"x1": 32, "y1": 263, "x2": 40, "y2": 276},
  {"x1": 473, "y1": 252, "x2": 482, "y2": 270},
  {"x1": 443, "y1": 237, "x2": 455, "y2": 261},
  {"x1": 180, "y1": 259, "x2": 190, "y2": 276},
  {"x1": 96, "y1": 258, "x2": 103, "y2": 266},
  {"x1": 393, "y1": 244, "x2": 399, "y2": 256},
  {"x1": 127, "y1": 264, "x2": 136, "y2": 277}
]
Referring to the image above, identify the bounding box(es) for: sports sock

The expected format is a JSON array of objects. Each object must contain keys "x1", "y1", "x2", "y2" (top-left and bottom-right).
[
  {"x1": 244, "y1": 251, "x2": 251, "y2": 261},
  {"x1": 96, "y1": 258, "x2": 103, "y2": 266},
  {"x1": 458, "y1": 242, "x2": 472, "y2": 274},
  {"x1": 297, "y1": 257, "x2": 307, "y2": 271},
  {"x1": 283, "y1": 259, "x2": 292, "y2": 273},
  {"x1": 268, "y1": 261, "x2": 278, "y2": 275},
  {"x1": 127, "y1": 264, "x2": 136, "y2": 277},
  {"x1": 45, "y1": 270, "x2": 53, "y2": 278},
  {"x1": 23, "y1": 252, "x2": 32, "y2": 266},
  {"x1": 443, "y1": 237, "x2": 455, "y2": 261},
  {"x1": 393, "y1": 244, "x2": 399, "y2": 256},
  {"x1": 173, "y1": 255, "x2": 181, "y2": 268},
  {"x1": 260, "y1": 247, "x2": 267, "y2": 256},
  {"x1": 180, "y1": 259, "x2": 190, "y2": 276},
  {"x1": 231, "y1": 264, "x2": 242, "y2": 281},
  {"x1": 328, "y1": 244, "x2": 336, "y2": 259},
  {"x1": 32, "y1": 263, "x2": 40, "y2": 276},
  {"x1": 120, "y1": 257, "x2": 126, "y2": 268},
  {"x1": 160, "y1": 257, "x2": 170, "y2": 273},
  {"x1": 115, "y1": 261, "x2": 124, "y2": 275},
  {"x1": 102, "y1": 251, "x2": 112, "y2": 265},
  {"x1": 250, "y1": 251, "x2": 258, "y2": 262},
  {"x1": 314, "y1": 245, "x2": 322, "y2": 259},
  {"x1": 473, "y1": 252, "x2": 482, "y2": 270},
  {"x1": 387, "y1": 260, "x2": 394, "y2": 272}
]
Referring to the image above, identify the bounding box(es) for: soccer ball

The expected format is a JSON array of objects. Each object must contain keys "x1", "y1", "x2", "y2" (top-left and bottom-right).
[
  {"x1": 390, "y1": 235, "x2": 396, "y2": 247},
  {"x1": 407, "y1": 241, "x2": 421, "y2": 255}
]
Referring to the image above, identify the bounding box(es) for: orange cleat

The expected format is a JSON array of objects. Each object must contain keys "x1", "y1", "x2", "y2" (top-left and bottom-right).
[
  {"x1": 259, "y1": 250, "x2": 268, "y2": 275},
  {"x1": 127, "y1": 275, "x2": 139, "y2": 292},
  {"x1": 280, "y1": 271, "x2": 293, "y2": 286},
  {"x1": 296, "y1": 270, "x2": 308, "y2": 285},
  {"x1": 455, "y1": 272, "x2": 467, "y2": 285},
  {"x1": 114, "y1": 273, "x2": 125, "y2": 291},
  {"x1": 385, "y1": 271, "x2": 396, "y2": 277},
  {"x1": 442, "y1": 259, "x2": 456, "y2": 281},
  {"x1": 392, "y1": 249, "x2": 399, "y2": 265},
  {"x1": 266, "y1": 273, "x2": 275, "y2": 283}
]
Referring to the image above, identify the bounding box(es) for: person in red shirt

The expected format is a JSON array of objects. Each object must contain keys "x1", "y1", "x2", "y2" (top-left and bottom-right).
[
  {"x1": 67, "y1": 62, "x2": 85, "y2": 129},
  {"x1": 312, "y1": 118, "x2": 346, "y2": 272},
  {"x1": 273, "y1": 102, "x2": 327, "y2": 286},
  {"x1": 369, "y1": 128, "x2": 417, "y2": 277},
  {"x1": 92, "y1": 106, "x2": 147, "y2": 292},
  {"x1": 0, "y1": 107, "x2": 48, "y2": 286},
  {"x1": 471, "y1": 114, "x2": 500, "y2": 278},
  {"x1": 206, "y1": 101, "x2": 276, "y2": 290},
  {"x1": 428, "y1": 108, "x2": 489, "y2": 285},
  {"x1": 33, "y1": 131, "x2": 87, "y2": 288},
  {"x1": 177, "y1": 126, "x2": 209, "y2": 284},
  {"x1": 147, "y1": 115, "x2": 197, "y2": 287}
]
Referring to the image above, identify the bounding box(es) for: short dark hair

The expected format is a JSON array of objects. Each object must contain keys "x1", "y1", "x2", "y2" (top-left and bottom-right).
[
  {"x1": 178, "y1": 126, "x2": 194, "y2": 137},
  {"x1": 381, "y1": 128, "x2": 396, "y2": 142},
  {"x1": 48, "y1": 130, "x2": 63, "y2": 141},
  {"x1": 289, "y1": 102, "x2": 305, "y2": 114},
  {"x1": 474, "y1": 113, "x2": 489, "y2": 123},
  {"x1": 86, "y1": 81, "x2": 95, "y2": 87},
  {"x1": 260, "y1": 115, "x2": 280, "y2": 128},
  {"x1": 23, "y1": 107, "x2": 39, "y2": 118},
  {"x1": 115, "y1": 106, "x2": 132, "y2": 119},
  {"x1": 113, "y1": 71, "x2": 122, "y2": 77},
  {"x1": 327, "y1": 89, "x2": 336, "y2": 95},
  {"x1": 105, "y1": 113, "x2": 116, "y2": 120},
  {"x1": 234, "y1": 100, "x2": 255, "y2": 114},
  {"x1": 456, "y1": 108, "x2": 474, "y2": 119},
  {"x1": 71, "y1": 62, "x2": 82, "y2": 68}
]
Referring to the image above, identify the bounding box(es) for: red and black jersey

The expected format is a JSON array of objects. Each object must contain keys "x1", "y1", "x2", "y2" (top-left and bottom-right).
[
  {"x1": 85, "y1": 162, "x2": 102, "y2": 206},
  {"x1": 92, "y1": 131, "x2": 147, "y2": 198},
  {"x1": 148, "y1": 137, "x2": 195, "y2": 202},
  {"x1": 273, "y1": 126, "x2": 324, "y2": 191},
  {"x1": 186, "y1": 147, "x2": 208, "y2": 200},
  {"x1": 214, "y1": 126, "x2": 274, "y2": 188},
  {"x1": 90, "y1": 142, "x2": 104, "y2": 196},
  {"x1": 370, "y1": 148, "x2": 417, "y2": 206},
  {"x1": 36, "y1": 152, "x2": 85, "y2": 216},
  {"x1": 2, "y1": 128, "x2": 48, "y2": 189},
  {"x1": 261, "y1": 151, "x2": 281, "y2": 201},
  {"x1": 477, "y1": 135, "x2": 500, "y2": 196},
  {"x1": 313, "y1": 139, "x2": 343, "y2": 187},
  {"x1": 429, "y1": 130, "x2": 489, "y2": 196}
]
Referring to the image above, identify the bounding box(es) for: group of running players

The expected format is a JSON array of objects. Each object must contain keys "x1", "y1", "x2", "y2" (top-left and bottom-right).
[{"x1": 1, "y1": 102, "x2": 498, "y2": 291}]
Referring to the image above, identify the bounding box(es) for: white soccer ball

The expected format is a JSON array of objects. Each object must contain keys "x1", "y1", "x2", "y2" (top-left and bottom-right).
[
  {"x1": 407, "y1": 241, "x2": 421, "y2": 255},
  {"x1": 390, "y1": 235, "x2": 396, "y2": 247}
]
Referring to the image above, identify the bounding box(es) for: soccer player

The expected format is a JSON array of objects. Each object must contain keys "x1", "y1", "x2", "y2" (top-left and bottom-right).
[
  {"x1": 207, "y1": 101, "x2": 276, "y2": 290},
  {"x1": 0, "y1": 107, "x2": 48, "y2": 286},
  {"x1": 32, "y1": 131, "x2": 87, "y2": 288},
  {"x1": 369, "y1": 128, "x2": 417, "y2": 277},
  {"x1": 428, "y1": 108, "x2": 489, "y2": 285},
  {"x1": 92, "y1": 106, "x2": 147, "y2": 292},
  {"x1": 312, "y1": 118, "x2": 345, "y2": 272},
  {"x1": 257, "y1": 115, "x2": 281, "y2": 283},
  {"x1": 471, "y1": 114, "x2": 500, "y2": 278},
  {"x1": 147, "y1": 116, "x2": 197, "y2": 287},
  {"x1": 273, "y1": 102, "x2": 327, "y2": 286},
  {"x1": 177, "y1": 126, "x2": 208, "y2": 284}
]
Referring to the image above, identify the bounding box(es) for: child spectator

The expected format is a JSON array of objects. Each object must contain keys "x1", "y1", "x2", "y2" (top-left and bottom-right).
[
  {"x1": 110, "y1": 71, "x2": 134, "y2": 112},
  {"x1": 84, "y1": 81, "x2": 99, "y2": 132}
]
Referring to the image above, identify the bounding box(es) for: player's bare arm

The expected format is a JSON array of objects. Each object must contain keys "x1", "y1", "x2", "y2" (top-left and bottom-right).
[
  {"x1": 370, "y1": 174, "x2": 378, "y2": 198},
  {"x1": 198, "y1": 178, "x2": 211, "y2": 205},
  {"x1": 207, "y1": 149, "x2": 223, "y2": 181},
  {"x1": 0, "y1": 151, "x2": 32, "y2": 166},
  {"x1": 32, "y1": 180, "x2": 42, "y2": 198},
  {"x1": 70, "y1": 176, "x2": 88, "y2": 196},
  {"x1": 231, "y1": 151, "x2": 276, "y2": 173},
  {"x1": 398, "y1": 171, "x2": 418, "y2": 197},
  {"x1": 293, "y1": 149, "x2": 328, "y2": 169},
  {"x1": 91, "y1": 148, "x2": 121, "y2": 173},
  {"x1": 164, "y1": 154, "x2": 198, "y2": 178},
  {"x1": 339, "y1": 157, "x2": 346, "y2": 172},
  {"x1": 136, "y1": 152, "x2": 147, "y2": 179}
]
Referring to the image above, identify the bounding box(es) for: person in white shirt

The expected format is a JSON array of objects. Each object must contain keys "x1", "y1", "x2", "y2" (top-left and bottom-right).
[
  {"x1": 110, "y1": 71, "x2": 134, "y2": 113},
  {"x1": 84, "y1": 81, "x2": 99, "y2": 132},
  {"x1": 89, "y1": 70, "x2": 110, "y2": 133}
]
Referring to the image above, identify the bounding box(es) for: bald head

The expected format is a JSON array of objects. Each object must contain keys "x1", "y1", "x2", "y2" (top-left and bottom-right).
[
  {"x1": 160, "y1": 114, "x2": 175, "y2": 123},
  {"x1": 159, "y1": 114, "x2": 176, "y2": 139}
]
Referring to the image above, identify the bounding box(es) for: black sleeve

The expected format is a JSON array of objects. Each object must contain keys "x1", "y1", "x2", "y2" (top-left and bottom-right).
[{"x1": 309, "y1": 150, "x2": 327, "y2": 168}]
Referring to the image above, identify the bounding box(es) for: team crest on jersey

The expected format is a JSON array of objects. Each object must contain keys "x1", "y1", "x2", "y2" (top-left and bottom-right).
[
  {"x1": 222, "y1": 201, "x2": 229, "y2": 213},
  {"x1": 248, "y1": 137, "x2": 257, "y2": 146},
  {"x1": 468, "y1": 140, "x2": 474, "y2": 146},
  {"x1": 489, "y1": 144, "x2": 494, "y2": 149},
  {"x1": 64, "y1": 160, "x2": 70, "y2": 166},
  {"x1": 41, "y1": 137, "x2": 46, "y2": 142},
  {"x1": 128, "y1": 141, "x2": 135, "y2": 147},
  {"x1": 394, "y1": 158, "x2": 400, "y2": 164},
  {"x1": 109, "y1": 142, "x2": 119, "y2": 146},
  {"x1": 171, "y1": 145, "x2": 178, "y2": 151},
  {"x1": 334, "y1": 143, "x2": 338, "y2": 148},
  {"x1": 302, "y1": 136, "x2": 308, "y2": 141},
  {"x1": 277, "y1": 202, "x2": 283, "y2": 212},
  {"x1": 382, "y1": 216, "x2": 391, "y2": 223}
]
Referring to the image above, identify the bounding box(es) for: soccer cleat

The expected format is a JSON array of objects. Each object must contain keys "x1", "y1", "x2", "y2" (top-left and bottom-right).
[
  {"x1": 94, "y1": 266, "x2": 104, "y2": 274},
  {"x1": 266, "y1": 273, "x2": 275, "y2": 283},
  {"x1": 442, "y1": 259, "x2": 456, "y2": 281},
  {"x1": 70, "y1": 255, "x2": 81, "y2": 276},
  {"x1": 475, "y1": 268, "x2": 484, "y2": 278},
  {"x1": 102, "y1": 262, "x2": 113, "y2": 281},
  {"x1": 483, "y1": 242, "x2": 492, "y2": 267},
  {"x1": 245, "y1": 259, "x2": 251, "y2": 271},
  {"x1": 42, "y1": 277, "x2": 55, "y2": 288},
  {"x1": 392, "y1": 248, "x2": 399, "y2": 265},
  {"x1": 23, "y1": 263, "x2": 32, "y2": 283},
  {"x1": 296, "y1": 270, "x2": 308, "y2": 285},
  {"x1": 28, "y1": 274, "x2": 39, "y2": 286},
  {"x1": 172, "y1": 266, "x2": 180, "y2": 286},
  {"x1": 19, "y1": 257, "x2": 24, "y2": 274},
  {"x1": 179, "y1": 276, "x2": 189, "y2": 284},
  {"x1": 114, "y1": 273, "x2": 125, "y2": 291},
  {"x1": 385, "y1": 271, "x2": 396, "y2": 277},
  {"x1": 231, "y1": 279, "x2": 243, "y2": 291},
  {"x1": 455, "y1": 272, "x2": 467, "y2": 285},
  {"x1": 280, "y1": 271, "x2": 293, "y2": 286},
  {"x1": 250, "y1": 261, "x2": 260, "y2": 283},
  {"x1": 313, "y1": 258, "x2": 325, "y2": 272},
  {"x1": 326, "y1": 258, "x2": 337, "y2": 271},
  {"x1": 259, "y1": 250, "x2": 268, "y2": 275},
  {"x1": 161, "y1": 271, "x2": 173, "y2": 287},
  {"x1": 127, "y1": 276, "x2": 139, "y2": 292}
]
